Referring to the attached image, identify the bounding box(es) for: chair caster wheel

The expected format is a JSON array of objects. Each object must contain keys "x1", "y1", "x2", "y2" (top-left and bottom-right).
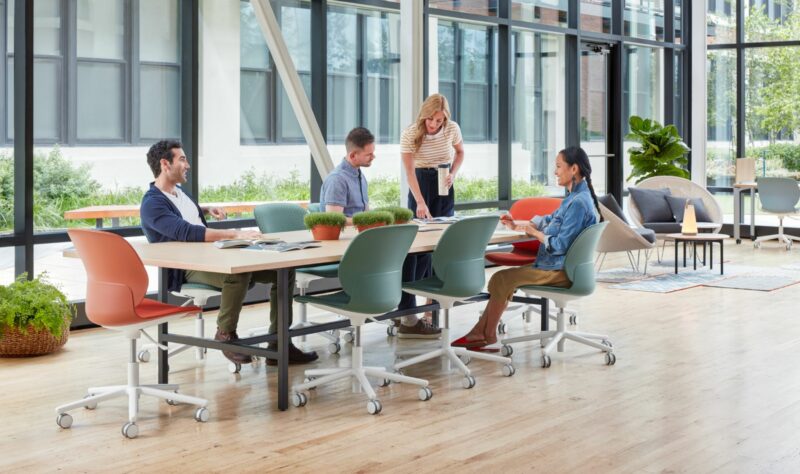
[
  {"x1": 367, "y1": 399, "x2": 382, "y2": 415},
  {"x1": 601, "y1": 339, "x2": 613, "y2": 348},
  {"x1": 194, "y1": 407, "x2": 210, "y2": 422},
  {"x1": 502, "y1": 364, "x2": 516, "y2": 377},
  {"x1": 418, "y1": 387, "x2": 433, "y2": 401},
  {"x1": 379, "y1": 378, "x2": 391, "y2": 387},
  {"x1": 459, "y1": 354, "x2": 472, "y2": 365},
  {"x1": 137, "y1": 350, "x2": 151, "y2": 363},
  {"x1": 605, "y1": 352, "x2": 617, "y2": 366},
  {"x1": 462, "y1": 375, "x2": 476, "y2": 389},
  {"x1": 121, "y1": 422, "x2": 139, "y2": 439},
  {"x1": 56, "y1": 413, "x2": 73, "y2": 429},
  {"x1": 327, "y1": 342, "x2": 341, "y2": 354},
  {"x1": 83, "y1": 394, "x2": 97, "y2": 410},
  {"x1": 501, "y1": 345, "x2": 513, "y2": 357},
  {"x1": 387, "y1": 326, "x2": 398, "y2": 337},
  {"x1": 292, "y1": 392, "x2": 308, "y2": 407},
  {"x1": 303, "y1": 376, "x2": 317, "y2": 388},
  {"x1": 497, "y1": 323, "x2": 507, "y2": 335},
  {"x1": 342, "y1": 332, "x2": 354, "y2": 343},
  {"x1": 228, "y1": 362, "x2": 241, "y2": 374},
  {"x1": 541, "y1": 355, "x2": 552, "y2": 368}
]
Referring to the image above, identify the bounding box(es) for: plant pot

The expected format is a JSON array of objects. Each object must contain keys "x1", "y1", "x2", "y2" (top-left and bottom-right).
[
  {"x1": 0, "y1": 324, "x2": 69, "y2": 357},
  {"x1": 394, "y1": 220, "x2": 409, "y2": 225},
  {"x1": 357, "y1": 222, "x2": 388, "y2": 233},
  {"x1": 311, "y1": 224, "x2": 342, "y2": 240}
]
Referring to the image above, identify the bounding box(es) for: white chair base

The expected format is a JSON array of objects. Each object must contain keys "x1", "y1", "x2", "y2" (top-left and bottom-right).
[
  {"x1": 501, "y1": 307, "x2": 615, "y2": 367},
  {"x1": 291, "y1": 326, "x2": 430, "y2": 415},
  {"x1": 394, "y1": 308, "x2": 515, "y2": 385},
  {"x1": 754, "y1": 217, "x2": 800, "y2": 250},
  {"x1": 55, "y1": 335, "x2": 209, "y2": 438},
  {"x1": 493, "y1": 299, "x2": 577, "y2": 335}
]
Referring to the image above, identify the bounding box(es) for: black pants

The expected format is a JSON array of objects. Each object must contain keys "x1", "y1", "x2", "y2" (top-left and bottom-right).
[{"x1": 398, "y1": 168, "x2": 455, "y2": 311}]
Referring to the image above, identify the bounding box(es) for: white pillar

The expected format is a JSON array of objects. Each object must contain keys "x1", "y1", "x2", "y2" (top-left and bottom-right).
[
  {"x1": 690, "y1": 0, "x2": 708, "y2": 186},
  {"x1": 400, "y1": 0, "x2": 425, "y2": 207}
]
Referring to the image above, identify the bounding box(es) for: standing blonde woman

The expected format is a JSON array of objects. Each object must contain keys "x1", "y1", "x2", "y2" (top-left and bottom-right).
[{"x1": 392, "y1": 94, "x2": 464, "y2": 338}]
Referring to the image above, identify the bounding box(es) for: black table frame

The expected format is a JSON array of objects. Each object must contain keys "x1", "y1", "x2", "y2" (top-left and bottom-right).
[
  {"x1": 155, "y1": 264, "x2": 549, "y2": 411},
  {"x1": 673, "y1": 237, "x2": 725, "y2": 275}
]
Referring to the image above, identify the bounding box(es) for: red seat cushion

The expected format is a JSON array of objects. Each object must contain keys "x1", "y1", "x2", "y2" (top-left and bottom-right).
[
  {"x1": 135, "y1": 298, "x2": 201, "y2": 320},
  {"x1": 486, "y1": 249, "x2": 538, "y2": 266}
]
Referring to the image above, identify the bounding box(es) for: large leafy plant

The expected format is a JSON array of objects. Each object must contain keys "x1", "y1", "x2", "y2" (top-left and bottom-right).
[
  {"x1": 0, "y1": 273, "x2": 73, "y2": 339},
  {"x1": 626, "y1": 116, "x2": 690, "y2": 183}
]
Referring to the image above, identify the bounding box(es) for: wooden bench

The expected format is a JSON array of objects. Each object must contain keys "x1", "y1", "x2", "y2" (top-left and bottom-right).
[{"x1": 64, "y1": 201, "x2": 309, "y2": 228}]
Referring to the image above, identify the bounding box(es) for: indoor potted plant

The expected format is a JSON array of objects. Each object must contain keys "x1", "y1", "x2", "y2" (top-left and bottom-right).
[
  {"x1": 352, "y1": 210, "x2": 394, "y2": 232},
  {"x1": 626, "y1": 115, "x2": 691, "y2": 184},
  {"x1": 374, "y1": 206, "x2": 414, "y2": 224},
  {"x1": 304, "y1": 211, "x2": 347, "y2": 240},
  {"x1": 0, "y1": 273, "x2": 74, "y2": 357}
]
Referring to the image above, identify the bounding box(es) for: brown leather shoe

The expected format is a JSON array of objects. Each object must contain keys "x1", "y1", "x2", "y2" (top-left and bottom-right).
[
  {"x1": 214, "y1": 328, "x2": 253, "y2": 364},
  {"x1": 265, "y1": 343, "x2": 319, "y2": 366}
]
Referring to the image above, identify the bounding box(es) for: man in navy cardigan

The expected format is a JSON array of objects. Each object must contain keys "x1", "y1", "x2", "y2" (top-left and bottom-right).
[{"x1": 140, "y1": 140, "x2": 318, "y2": 366}]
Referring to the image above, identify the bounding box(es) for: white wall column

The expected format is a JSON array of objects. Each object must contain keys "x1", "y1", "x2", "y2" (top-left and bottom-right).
[
  {"x1": 400, "y1": 0, "x2": 425, "y2": 206},
  {"x1": 690, "y1": 0, "x2": 708, "y2": 186}
]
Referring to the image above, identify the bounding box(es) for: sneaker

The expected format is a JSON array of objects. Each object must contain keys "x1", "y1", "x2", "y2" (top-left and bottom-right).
[
  {"x1": 214, "y1": 328, "x2": 253, "y2": 364},
  {"x1": 265, "y1": 343, "x2": 319, "y2": 366},
  {"x1": 397, "y1": 319, "x2": 442, "y2": 339}
]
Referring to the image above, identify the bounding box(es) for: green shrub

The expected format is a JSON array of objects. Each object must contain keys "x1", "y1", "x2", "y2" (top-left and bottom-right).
[
  {"x1": 304, "y1": 212, "x2": 346, "y2": 229},
  {"x1": 746, "y1": 143, "x2": 800, "y2": 173},
  {"x1": 352, "y1": 210, "x2": 394, "y2": 227},
  {"x1": 373, "y1": 206, "x2": 413, "y2": 223},
  {"x1": 0, "y1": 273, "x2": 73, "y2": 339}
]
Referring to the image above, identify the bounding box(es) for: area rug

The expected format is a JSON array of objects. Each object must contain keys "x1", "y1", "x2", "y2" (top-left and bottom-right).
[
  {"x1": 703, "y1": 274, "x2": 800, "y2": 291},
  {"x1": 608, "y1": 270, "x2": 725, "y2": 293},
  {"x1": 596, "y1": 266, "x2": 669, "y2": 283}
]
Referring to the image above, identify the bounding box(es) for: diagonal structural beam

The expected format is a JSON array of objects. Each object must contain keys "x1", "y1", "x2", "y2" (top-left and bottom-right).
[{"x1": 251, "y1": 0, "x2": 333, "y2": 178}]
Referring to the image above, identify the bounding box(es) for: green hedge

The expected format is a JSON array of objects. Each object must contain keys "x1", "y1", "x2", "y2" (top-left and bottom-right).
[
  {"x1": 746, "y1": 143, "x2": 800, "y2": 173},
  {"x1": 0, "y1": 150, "x2": 549, "y2": 233}
]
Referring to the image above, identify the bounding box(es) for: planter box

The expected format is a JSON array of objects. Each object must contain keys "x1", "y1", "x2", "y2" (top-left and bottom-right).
[
  {"x1": 0, "y1": 325, "x2": 69, "y2": 357},
  {"x1": 311, "y1": 224, "x2": 342, "y2": 240}
]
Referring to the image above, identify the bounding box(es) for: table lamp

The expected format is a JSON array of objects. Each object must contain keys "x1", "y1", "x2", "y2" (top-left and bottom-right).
[{"x1": 682, "y1": 200, "x2": 698, "y2": 235}]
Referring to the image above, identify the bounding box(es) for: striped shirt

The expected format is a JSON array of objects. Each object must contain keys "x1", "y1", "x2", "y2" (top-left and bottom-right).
[{"x1": 400, "y1": 120, "x2": 463, "y2": 168}]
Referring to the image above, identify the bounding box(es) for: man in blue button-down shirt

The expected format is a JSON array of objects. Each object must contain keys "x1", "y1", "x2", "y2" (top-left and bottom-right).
[{"x1": 320, "y1": 127, "x2": 374, "y2": 219}]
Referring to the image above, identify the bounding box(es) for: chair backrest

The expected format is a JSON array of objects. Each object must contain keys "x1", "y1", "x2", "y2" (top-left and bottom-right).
[
  {"x1": 736, "y1": 158, "x2": 756, "y2": 184},
  {"x1": 757, "y1": 177, "x2": 800, "y2": 213},
  {"x1": 562, "y1": 222, "x2": 608, "y2": 296},
  {"x1": 68, "y1": 229, "x2": 148, "y2": 327},
  {"x1": 509, "y1": 197, "x2": 562, "y2": 253},
  {"x1": 254, "y1": 203, "x2": 308, "y2": 233},
  {"x1": 337, "y1": 224, "x2": 418, "y2": 314},
  {"x1": 307, "y1": 202, "x2": 321, "y2": 213},
  {"x1": 627, "y1": 176, "x2": 723, "y2": 232},
  {"x1": 431, "y1": 215, "x2": 500, "y2": 297}
]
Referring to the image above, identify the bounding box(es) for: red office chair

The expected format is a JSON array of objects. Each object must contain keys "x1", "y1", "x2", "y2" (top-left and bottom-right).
[
  {"x1": 484, "y1": 197, "x2": 577, "y2": 333},
  {"x1": 55, "y1": 229, "x2": 209, "y2": 439}
]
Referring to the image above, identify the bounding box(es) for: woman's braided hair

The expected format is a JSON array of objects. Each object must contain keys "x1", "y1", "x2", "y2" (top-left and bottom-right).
[{"x1": 558, "y1": 146, "x2": 604, "y2": 222}]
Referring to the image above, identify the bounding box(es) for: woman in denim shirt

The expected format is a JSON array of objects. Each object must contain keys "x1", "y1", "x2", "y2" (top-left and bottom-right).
[{"x1": 453, "y1": 146, "x2": 603, "y2": 349}]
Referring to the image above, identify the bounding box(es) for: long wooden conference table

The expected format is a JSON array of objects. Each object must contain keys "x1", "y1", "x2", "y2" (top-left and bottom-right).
[{"x1": 125, "y1": 224, "x2": 546, "y2": 410}]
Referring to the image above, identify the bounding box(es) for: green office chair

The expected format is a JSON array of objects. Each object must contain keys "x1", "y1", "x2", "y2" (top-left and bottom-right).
[
  {"x1": 500, "y1": 222, "x2": 615, "y2": 368},
  {"x1": 251, "y1": 203, "x2": 352, "y2": 353},
  {"x1": 393, "y1": 215, "x2": 515, "y2": 389},
  {"x1": 753, "y1": 177, "x2": 800, "y2": 250},
  {"x1": 291, "y1": 225, "x2": 431, "y2": 415}
]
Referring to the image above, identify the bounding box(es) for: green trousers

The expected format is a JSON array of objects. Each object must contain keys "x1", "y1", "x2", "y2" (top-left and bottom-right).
[{"x1": 185, "y1": 269, "x2": 295, "y2": 334}]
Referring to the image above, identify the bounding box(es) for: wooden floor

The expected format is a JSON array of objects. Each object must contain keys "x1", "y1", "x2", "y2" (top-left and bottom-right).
[{"x1": 2, "y1": 240, "x2": 800, "y2": 473}]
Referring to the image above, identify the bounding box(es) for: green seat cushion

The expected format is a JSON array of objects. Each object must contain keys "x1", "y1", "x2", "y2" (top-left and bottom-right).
[
  {"x1": 295, "y1": 291, "x2": 351, "y2": 310},
  {"x1": 403, "y1": 276, "x2": 476, "y2": 299},
  {"x1": 298, "y1": 263, "x2": 339, "y2": 279}
]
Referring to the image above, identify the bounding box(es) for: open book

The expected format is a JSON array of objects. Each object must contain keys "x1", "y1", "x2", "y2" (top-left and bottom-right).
[
  {"x1": 213, "y1": 238, "x2": 282, "y2": 249},
  {"x1": 413, "y1": 216, "x2": 461, "y2": 225},
  {"x1": 245, "y1": 240, "x2": 321, "y2": 252}
]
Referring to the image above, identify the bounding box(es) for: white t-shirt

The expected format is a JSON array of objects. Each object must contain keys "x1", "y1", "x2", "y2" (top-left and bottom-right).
[{"x1": 160, "y1": 187, "x2": 204, "y2": 226}]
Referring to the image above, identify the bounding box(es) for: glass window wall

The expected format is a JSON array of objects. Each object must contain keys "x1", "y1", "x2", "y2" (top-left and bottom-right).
[
  {"x1": 623, "y1": 45, "x2": 664, "y2": 187},
  {"x1": 512, "y1": 1, "x2": 568, "y2": 27}
]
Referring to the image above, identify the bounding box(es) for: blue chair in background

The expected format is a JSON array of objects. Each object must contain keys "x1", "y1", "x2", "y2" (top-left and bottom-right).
[{"x1": 753, "y1": 177, "x2": 800, "y2": 251}]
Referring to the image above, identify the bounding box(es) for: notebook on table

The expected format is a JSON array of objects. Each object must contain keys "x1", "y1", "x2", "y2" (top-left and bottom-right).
[{"x1": 213, "y1": 238, "x2": 282, "y2": 249}]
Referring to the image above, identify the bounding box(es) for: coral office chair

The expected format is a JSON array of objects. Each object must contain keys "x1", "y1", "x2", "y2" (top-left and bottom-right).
[
  {"x1": 484, "y1": 197, "x2": 575, "y2": 331},
  {"x1": 55, "y1": 229, "x2": 209, "y2": 439}
]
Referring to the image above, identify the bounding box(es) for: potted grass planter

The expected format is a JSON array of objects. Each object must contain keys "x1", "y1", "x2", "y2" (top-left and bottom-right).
[
  {"x1": 0, "y1": 273, "x2": 74, "y2": 357},
  {"x1": 353, "y1": 210, "x2": 394, "y2": 233},
  {"x1": 304, "y1": 212, "x2": 347, "y2": 240},
  {"x1": 374, "y1": 206, "x2": 414, "y2": 225}
]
